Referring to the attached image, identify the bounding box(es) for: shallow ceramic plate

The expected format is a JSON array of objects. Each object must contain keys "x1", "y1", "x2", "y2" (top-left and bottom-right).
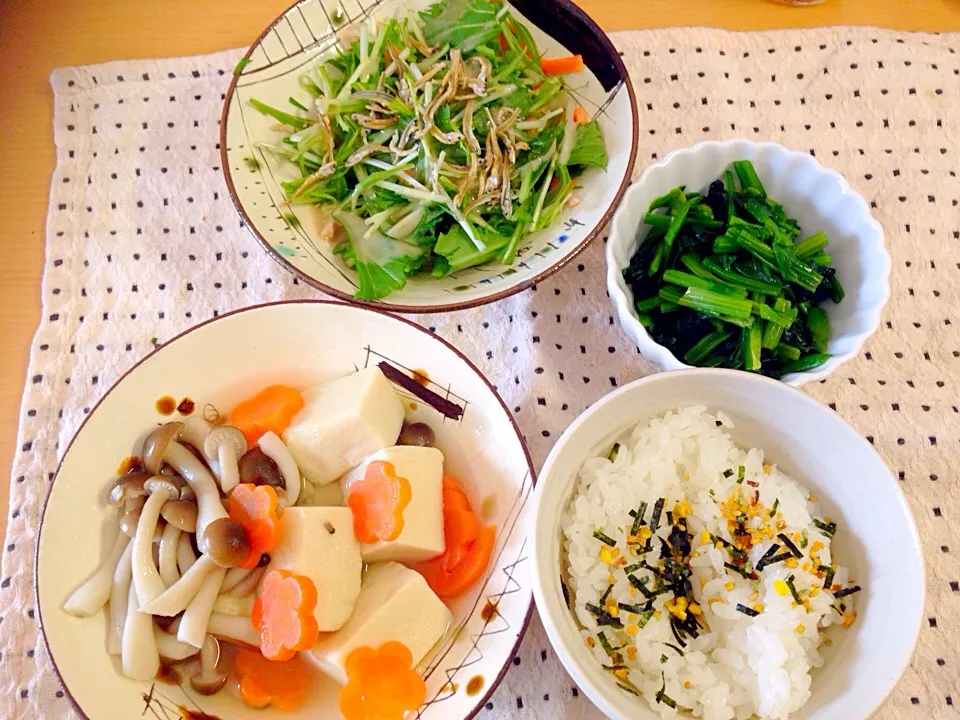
[
  {"x1": 37, "y1": 301, "x2": 535, "y2": 719},
  {"x1": 221, "y1": 0, "x2": 638, "y2": 312}
]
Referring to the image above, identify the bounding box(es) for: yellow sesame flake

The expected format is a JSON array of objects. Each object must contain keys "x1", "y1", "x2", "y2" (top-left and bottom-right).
[
  {"x1": 684, "y1": 472, "x2": 690, "y2": 480},
  {"x1": 653, "y1": 610, "x2": 662, "y2": 619},
  {"x1": 664, "y1": 596, "x2": 689, "y2": 621},
  {"x1": 773, "y1": 579, "x2": 789, "y2": 596},
  {"x1": 796, "y1": 624, "x2": 806, "y2": 634},
  {"x1": 707, "y1": 597, "x2": 722, "y2": 605},
  {"x1": 600, "y1": 547, "x2": 615, "y2": 564},
  {"x1": 811, "y1": 541, "x2": 824, "y2": 553},
  {"x1": 699, "y1": 577, "x2": 708, "y2": 588},
  {"x1": 689, "y1": 602, "x2": 703, "y2": 616},
  {"x1": 586, "y1": 636, "x2": 596, "y2": 647},
  {"x1": 753, "y1": 603, "x2": 765, "y2": 613},
  {"x1": 824, "y1": 516, "x2": 832, "y2": 523},
  {"x1": 802, "y1": 562, "x2": 811, "y2": 572},
  {"x1": 627, "y1": 646, "x2": 638, "y2": 659},
  {"x1": 700, "y1": 530, "x2": 711, "y2": 545},
  {"x1": 608, "y1": 606, "x2": 620, "y2": 618},
  {"x1": 831, "y1": 583, "x2": 842, "y2": 592},
  {"x1": 673, "y1": 500, "x2": 693, "y2": 519},
  {"x1": 763, "y1": 464, "x2": 771, "y2": 473},
  {"x1": 749, "y1": 590, "x2": 759, "y2": 601},
  {"x1": 608, "y1": 575, "x2": 616, "y2": 584},
  {"x1": 802, "y1": 599, "x2": 812, "y2": 610},
  {"x1": 715, "y1": 541, "x2": 724, "y2": 549},
  {"x1": 625, "y1": 624, "x2": 638, "y2": 637},
  {"x1": 684, "y1": 681, "x2": 691, "y2": 689},
  {"x1": 724, "y1": 581, "x2": 736, "y2": 591},
  {"x1": 809, "y1": 587, "x2": 820, "y2": 597},
  {"x1": 776, "y1": 520, "x2": 786, "y2": 530},
  {"x1": 791, "y1": 601, "x2": 798, "y2": 608},
  {"x1": 842, "y1": 611, "x2": 858, "y2": 628},
  {"x1": 785, "y1": 558, "x2": 799, "y2": 569},
  {"x1": 614, "y1": 668, "x2": 629, "y2": 680},
  {"x1": 808, "y1": 494, "x2": 817, "y2": 502},
  {"x1": 638, "y1": 526, "x2": 653, "y2": 540},
  {"x1": 629, "y1": 586, "x2": 638, "y2": 597}
]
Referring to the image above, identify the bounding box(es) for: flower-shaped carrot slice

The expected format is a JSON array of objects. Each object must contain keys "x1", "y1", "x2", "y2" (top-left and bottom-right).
[
  {"x1": 347, "y1": 461, "x2": 412, "y2": 544},
  {"x1": 251, "y1": 569, "x2": 320, "y2": 661},
  {"x1": 235, "y1": 648, "x2": 311, "y2": 711},
  {"x1": 231, "y1": 384, "x2": 304, "y2": 445},
  {"x1": 229, "y1": 483, "x2": 281, "y2": 568},
  {"x1": 339, "y1": 641, "x2": 426, "y2": 720}
]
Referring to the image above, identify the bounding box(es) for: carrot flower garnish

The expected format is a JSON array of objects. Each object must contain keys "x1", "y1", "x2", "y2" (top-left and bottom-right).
[
  {"x1": 229, "y1": 483, "x2": 281, "y2": 568},
  {"x1": 339, "y1": 642, "x2": 426, "y2": 720},
  {"x1": 252, "y1": 569, "x2": 320, "y2": 661},
  {"x1": 347, "y1": 461, "x2": 412, "y2": 544},
  {"x1": 230, "y1": 384, "x2": 304, "y2": 444},
  {"x1": 235, "y1": 648, "x2": 310, "y2": 710}
]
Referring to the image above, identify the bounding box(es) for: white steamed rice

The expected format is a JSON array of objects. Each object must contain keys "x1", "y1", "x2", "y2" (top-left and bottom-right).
[{"x1": 562, "y1": 406, "x2": 858, "y2": 720}]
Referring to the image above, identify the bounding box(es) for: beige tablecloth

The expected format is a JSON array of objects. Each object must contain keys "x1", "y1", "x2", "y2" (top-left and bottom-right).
[{"x1": 1, "y1": 23, "x2": 958, "y2": 720}]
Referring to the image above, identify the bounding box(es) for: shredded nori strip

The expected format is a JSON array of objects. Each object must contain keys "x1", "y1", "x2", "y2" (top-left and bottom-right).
[
  {"x1": 712, "y1": 533, "x2": 749, "y2": 562},
  {"x1": 593, "y1": 529, "x2": 618, "y2": 547},
  {"x1": 813, "y1": 518, "x2": 837, "y2": 536},
  {"x1": 724, "y1": 561, "x2": 753, "y2": 579},
  {"x1": 656, "y1": 676, "x2": 678, "y2": 708},
  {"x1": 735, "y1": 603, "x2": 761, "y2": 617},
  {"x1": 650, "y1": 498, "x2": 666, "y2": 533},
  {"x1": 617, "y1": 682, "x2": 641, "y2": 696},
  {"x1": 636, "y1": 605, "x2": 657, "y2": 629},
  {"x1": 771, "y1": 498, "x2": 780, "y2": 515},
  {"x1": 664, "y1": 642, "x2": 685, "y2": 656},
  {"x1": 660, "y1": 654, "x2": 669, "y2": 664},
  {"x1": 597, "y1": 631, "x2": 617, "y2": 656},
  {"x1": 785, "y1": 574, "x2": 803, "y2": 604},
  {"x1": 618, "y1": 601, "x2": 649, "y2": 615},
  {"x1": 757, "y1": 551, "x2": 793, "y2": 571},
  {"x1": 833, "y1": 585, "x2": 862, "y2": 599},
  {"x1": 608, "y1": 442, "x2": 621, "y2": 461},
  {"x1": 377, "y1": 362, "x2": 463, "y2": 419},
  {"x1": 777, "y1": 532, "x2": 803, "y2": 558},
  {"x1": 628, "y1": 574, "x2": 657, "y2": 600},
  {"x1": 668, "y1": 616, "x2": 688, "y2": 647},
  {"x1": 623, "y1": 562, "x2": 644, "y2": 574},
  {"x1": 585, "y1": 603, "x2": 623, "y2": 628},
  {"x1": 561, "y1": 578, "x2": 571, "y2": 608},
  {"x1": 630, "y1": 501, "x2": 648, "y2": 535},
  {"x1": 723, "y1": 468, "x2": 734, "y2": 478},
  {"x1": 666, "y1": 510, "x2": 674, "y2": 526},
  {"x1": 736, "y1": 465, "x2": 746, "y2": 484},
  {"x1": 820, "y1": 565, "x2": 836, "y2": 589}
]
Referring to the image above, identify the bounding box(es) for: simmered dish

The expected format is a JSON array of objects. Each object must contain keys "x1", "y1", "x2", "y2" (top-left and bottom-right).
[
  {"x1": 562, "y1": 407, "x2": 861, "y2": 720},
  {"x1": 63, "y1": 366, "x2": 495, "y2": 717}
]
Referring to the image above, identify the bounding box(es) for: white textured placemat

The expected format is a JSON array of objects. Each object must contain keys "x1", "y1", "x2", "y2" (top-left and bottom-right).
[{"x1": 2, "y1": 25, "x2": 959, "y2": 720}]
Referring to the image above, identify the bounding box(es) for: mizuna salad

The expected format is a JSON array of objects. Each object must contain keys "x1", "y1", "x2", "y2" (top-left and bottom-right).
[
  {"x1": 63, "y1": 367, "x2": 495, "y2": 717},
  {"x1": 250, "y1": 0, "x2": 608, "y2": 300}
]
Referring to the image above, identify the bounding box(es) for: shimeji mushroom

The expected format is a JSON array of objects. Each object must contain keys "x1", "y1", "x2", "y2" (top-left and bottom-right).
[
  {"x1": 258, "y1": 431, "x2": 302, "y2": 506},
  {"x1": 177, "y1": 532, "x2": 198, "y2": 575},
  {"x1": 220, "y1": 566, "x2": 253, "y2": 594},
  {"x1": 131, "y1": 475, "x2": 181, "y2": 608},
  {"x1": 142, "y1": 554, "x2": 218, "y2": 617},
  {"x1": 108, "y1": 540, "x2": 134, "y2": 655},
  {"x1": 154, "y1": 627, "x2": 200, "y2": 662},
  {"x1": 142, "y1": 423, "x2": 229, "y2": 553},
  {"x1": 207, "y1": 613, "x2": 260, "y2": 649},
  {"x1": 204, "y1": 426, "x2": 247, "y2": 494},
  {"x1": 204, "y1": 517, "x2": 251, "y2": 568},
  {"x1": 158, "y1": 522, "x2": 182, "y2": 587},
  {"x1": 178, "y1": 566, "x2": 226, "y2": 648},
  {"x1": 161, "y1": 499, "x2": 198, "y2": 533},
  {"x1": 121, "y1": 583, "x2": 159, "y2": 681},
  {"x1": 63, "y1": 525, "x2": 131, "y2": 618},
  {"x1": 180, "y1": 416, "x2": 213, "y2": 454},
  {"x1": 190, "y1": 636, "x2": 229, "y2": 695},
  {"x1": 108, "y1": 471, "x2": 150, "y2": 509},
  {"x1": 228, "y1": 566, "x2": 266, "y2": 598}
]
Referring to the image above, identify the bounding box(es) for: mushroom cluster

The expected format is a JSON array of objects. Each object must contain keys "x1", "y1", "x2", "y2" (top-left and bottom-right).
[{"x1": 63, "y1": 417, "x2": 300, "y2": 691}]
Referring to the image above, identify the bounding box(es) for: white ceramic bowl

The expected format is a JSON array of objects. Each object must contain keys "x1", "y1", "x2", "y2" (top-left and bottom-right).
[
  {"x1": 606, "y1": 140, "x2": 890, "y2": 386},
  {"x1": 531, "y1": 369, "x2": 923, "y2": 720},
  {"x1": 37, "y1": 301, "x2": 535, "y2": 720},
  {"x1": 221, "y1": 0, "x2": 638, "y2": 312}
]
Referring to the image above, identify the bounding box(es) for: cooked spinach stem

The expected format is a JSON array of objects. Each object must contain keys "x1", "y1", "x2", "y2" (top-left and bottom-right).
[
  {"x1": 636, "y1": 296, "x2": 662, "y2": 313},
  {"x1": 785, "y1": 574, "x2": 803, "y2": 605},
  {"x1": 806, "y1": 307, "x2": 831, "y2": 353},
  {"x1": 733, "y1": 160, "x2": 765, "y2": 197},
  {"x1": 777, "y1": 532, "x2": 803, "y2": 559},
  {"x1": 645, "y1": 212, "x2": 724, "y2": 230},
  {"x1": 781, "y1": 353, "x2": 832, "y2": 373},
  {"x1": 761, "y1": 298, "x2": 792, "y2": 349},
  {"x1": 663, "y1": 269, "x2": 749, "y2": 299},
  {"x1": 702, "y1": 258, "x2": 783, "y2": 294},
  {"x1": 794, "y1": 230, "x2": 829, "y2": 259},
  {"x1": 678, "y1": 287, "x2": 754, "y2": 321},
  {"x1": 684, "y1": 330, "x2": 733, "y2": 364},
  {"x1": 743, "y1": 321, "x2": 762, "y2": 371},
  {"x1": 736, "y1": 603, "x2": 761, "y2": 617},
  {"x1": 593, "y1": 529, "x2": 618, "y2": 547},
  {"x1": 774, "y1": 343, "x2": 802, "y2": 361}
]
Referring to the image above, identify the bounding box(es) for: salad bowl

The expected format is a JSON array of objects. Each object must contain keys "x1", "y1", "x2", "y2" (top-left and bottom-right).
[
  {"x1": 221, "y1": 0, "x2": 638, "y2": 312},
  {"x1": 36, "y1": 300, "x2": 535, "y2": 719}
]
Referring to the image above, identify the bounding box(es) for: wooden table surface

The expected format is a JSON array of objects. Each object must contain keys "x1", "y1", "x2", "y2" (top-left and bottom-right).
[{"x1": 1, "y1": 0, "x2": 959, "y2": 541}]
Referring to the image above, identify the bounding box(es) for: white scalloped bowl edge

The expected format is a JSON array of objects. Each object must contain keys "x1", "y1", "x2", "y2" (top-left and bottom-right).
[{"x1": 606, "y1": 140, "x2": 890, "y2": 386}]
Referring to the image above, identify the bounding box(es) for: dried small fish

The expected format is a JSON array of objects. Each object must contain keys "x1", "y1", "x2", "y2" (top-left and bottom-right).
[
  {"x1": 463, "y1": 191, "x2": 498, "y2": 216},
  {"x1": 289, "y1": 162, "x2": 337, "y2": 199},
  {"x1": 428, "y1": 126, "x2": 464, "y2": 144},
  {"x1": 500, "y1": 161, "x2": 513, "y2": 217},
  {"x1": 353, "y1": 114, "x2": 399, "y2": 130},
  {"x1": 345, "y1": 144, "x2": 392, "y2": 167},
  {"x1": 412, "y1": 62, "x2": 447, "y2": 89},
  {"x1": 466, "y1": 56, "x2": 491, "y2": 96},
  {"x1": 351, "y1": 90, "x2": 395, "y2": 104},
  {"x1": 462, "y1": 99, "x2": 480, "y2": 154}
]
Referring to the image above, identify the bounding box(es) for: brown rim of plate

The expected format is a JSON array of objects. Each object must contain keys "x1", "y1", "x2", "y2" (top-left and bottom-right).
[
  {"x1": 218, "y1": 0, "x2": 639, "y2": 314},
  {"x1": 35, "y1": 299, "x2": 538, "y2": 720}
]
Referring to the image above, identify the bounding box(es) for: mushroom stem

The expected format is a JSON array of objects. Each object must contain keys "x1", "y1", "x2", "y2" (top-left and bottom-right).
[
  {"x1": 64, "y1": 525, "x2": 130, "y2": 618},
  {"x1": 177, "y1": 532, "x2": 197, "y2": 575},
  {"x1": 132, "y1": 489, "x2": 176, "y2": 608},
  {"x1": 229, "y1": 566, "x2": 266, "y2": 598},
  {"x1": 258, "y1": 431, "x2": 302, "y2": 506},
  {"x1": 154, "y1": 627, "x2": 201, "y2": 661},
  {"x1": 207, "y1": 613, "x2": 260, "y2": 649},
  {"x1": 180, "y1": 416, "x2": 213, "y2": 452},
  {"x1": 220, "y1": 566, "x2": 252, "y2": 594},
  {"x1": 164, "y1": 442, "x2": 229, "y2": 553},
  {"x1": 178, "y1": 566, "x2": 226, "y2": 648},
  {"x1": 158, "y1": 523, "x2": 182, "y2": 587},
  {"x1": 121, "y1": 583, "x2": 160, "y2": 681},
  {"x1": 108, "y1": 540, "x2": 134, "y2": 655},
  {"x1": 217, "y1": 442, "x2": 240, "y2": 494},
  {"x1": 142, "y1": 554, "x2": 217, "y2": 617}
]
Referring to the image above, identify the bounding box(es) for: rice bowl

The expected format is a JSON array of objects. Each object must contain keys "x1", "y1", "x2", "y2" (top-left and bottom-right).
[{"x1": 563, "y1": 407, "x2": 857, "y2": 719}]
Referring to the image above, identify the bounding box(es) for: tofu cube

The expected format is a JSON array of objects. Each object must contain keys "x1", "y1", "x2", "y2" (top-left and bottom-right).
[
  {"x1": 341, "y1": 446, "x2": 445, "y2": 563},
  {"x1": 283, "y1": 367, "x2": 404, "y2": 487},
  {"x1": 309, "y1": 562, "x2": 452, "y2": 684},
  {"x1": 268, "y1": 507, "x2": 362, "y2": 632}
]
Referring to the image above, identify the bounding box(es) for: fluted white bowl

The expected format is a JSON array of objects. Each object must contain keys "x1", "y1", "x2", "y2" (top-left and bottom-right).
[{"x1": 606, "y1": 140, "x2": 889, "y2": 385}]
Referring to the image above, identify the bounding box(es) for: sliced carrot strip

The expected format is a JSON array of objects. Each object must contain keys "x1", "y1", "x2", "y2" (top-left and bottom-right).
[
  {"x1": 229, "y1": 483, "x2": 281, "y2": 568},
  {"x1": 339, "y1": 642, "x2": 426, "y2": 720},
  {"x1": 230, "y1": 385, "x2": 304, "y2": 444},
  {"x1": 540, "y1": 54, "x2": 584, "y2": 76},
  {"x1": 572, "y1": 106, "x2": 589, "y2": 123},
  {"x1": 443, "y1": 507, "x2": 479, "y2": 573},
  {"x1": 418, "y1": 525, "x2": 495, "y2": 598},
  {"x1": 497, "y1": 32, "x2": 508, "y2": 53},
  {"x1": 236, "y1": 648, "x2": 311, "y2": 711},
  {"x1": 347, "y1": 461, "x2": 412, "y2": 544},
  {"x1": 252, "y1": 569, "x2": 319, "y2": 661}
]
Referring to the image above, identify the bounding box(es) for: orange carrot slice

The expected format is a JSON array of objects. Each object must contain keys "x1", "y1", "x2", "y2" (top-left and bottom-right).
[
  {"x1": 417, "y1": 525, "x2": 496, "y2": 598},
  {"x1": 252, "y1": 569, "x2": 320, "y2": 661},
  {"x1": 236, "y1": 649, "x2": 311, "y2": 711},
  {"x1": 229, "y1": 483, "x2": 281, "y2": 568},
  {"x1": 540, "y1": 54, "x2": 584, "y2": 76},
  {"x1": 230, "y1": 385, "x2": 304, "y2": 444},
  {"x1": 443, "y1": 507, "x2": 480, "y2": 573},
  {"x1": 347, "y1": 461, "x2": 412, "y2": 544},
  {"x1": 339, "y1": 641, "x2": 426, "y2": 720},
  {"x1": 572, "y1": 106, "x2": 589, "y2": 123}
]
